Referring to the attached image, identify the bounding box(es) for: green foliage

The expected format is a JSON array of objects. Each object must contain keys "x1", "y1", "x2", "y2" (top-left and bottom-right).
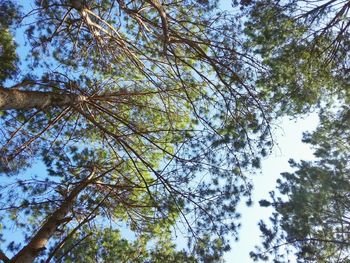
[
  {"x1": 0, "y1": 0, "x2": 18, "y2": 82},
  {"x1": 53, "y1": 228, "x2": 196, "y2": 263},
  {"x1": 239, "y1": 0, "x2": 350, "y2": 114}
]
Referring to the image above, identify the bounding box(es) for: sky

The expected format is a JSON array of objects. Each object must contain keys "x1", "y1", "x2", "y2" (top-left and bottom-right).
[{"x1": 225, "y1": 113, "x2": 319, "y2": 262}]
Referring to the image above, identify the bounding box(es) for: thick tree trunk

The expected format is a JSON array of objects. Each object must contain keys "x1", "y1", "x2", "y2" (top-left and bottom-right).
[
  {"x1": 10, "y1": 171, "x2": 95, "y2": 263},
  {"x1": 0, "y1": 87, "x2": 86, "y2": 110}
]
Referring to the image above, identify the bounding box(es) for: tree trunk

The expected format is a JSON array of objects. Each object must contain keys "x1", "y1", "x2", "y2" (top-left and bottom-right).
[
  {"x1": 10, "y1": 170, "x2": 95, "y2": 263},
  {"x1": 0, "y1": 87, "x2": 86, "y2": 110}
]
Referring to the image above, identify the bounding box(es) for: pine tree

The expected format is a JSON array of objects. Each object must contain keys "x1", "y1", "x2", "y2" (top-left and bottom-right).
[{"x1": 0, "y1": 1, "x2": 271, "y2": 262}]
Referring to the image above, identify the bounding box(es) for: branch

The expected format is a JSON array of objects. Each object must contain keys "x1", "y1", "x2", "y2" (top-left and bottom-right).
[
  {"x1": 10, "y1": 168, "x2": 96, "y2": 263},
  {"x1": 145, "y1": 0, "x2": 169, "y2": 54},
  {"x1": 0, "y1": 250, "x2": 9, "y2": 263}
]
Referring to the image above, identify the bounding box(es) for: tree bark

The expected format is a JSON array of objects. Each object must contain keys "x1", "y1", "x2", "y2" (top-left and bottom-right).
[
  {"x1": 0, "y1": 87, "x2": 86, "y2": 110},
  {"x1": 10, "y1": 170, "x2": 95, "y2": 263}
]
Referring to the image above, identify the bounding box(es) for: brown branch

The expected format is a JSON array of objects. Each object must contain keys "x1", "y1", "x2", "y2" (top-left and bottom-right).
[
  {"x1": 10, "y1": 168, "x2": 96, "y2": 263},
  {"x1": 44, "y1": 190, "x2": 112, "y2": 263},
  {"x1": 0, "y1": 87, "x2": 86, "y2": 110},
  {"x1": 0, "y1": 250, "x2": 9, "y2": 263},
  {"x1": 145, "y1": 0, "x2": 169, "y2": 54},
  {"x1": 3, "y1": 106, "x2": 71, "y2": 164}
]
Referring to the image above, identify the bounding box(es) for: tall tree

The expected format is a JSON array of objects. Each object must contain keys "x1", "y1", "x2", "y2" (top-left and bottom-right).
[
  {"x1": 0, "y1": 0, "x2": 271, "y2": 262},
  {"x1": 251, "y1": 106, "x2": 350, "y2": 262},
  {"x1": 237, "y1": 1, "x2": 350, "y2": 261}
]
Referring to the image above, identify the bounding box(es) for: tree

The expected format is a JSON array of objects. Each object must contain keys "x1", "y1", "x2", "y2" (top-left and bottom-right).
[
  {"x1": 236, "y1": 0, "x2": 350, "y2": 262},
  {"x1": 251, "y1": 106, "x2": 350, "y2": 262},
  {"x1": 0, "y1": 0, "x2": 271, "y2": 262},
  {"x1": 238, "y1": 0, "x2": 350, "y2": 114}
]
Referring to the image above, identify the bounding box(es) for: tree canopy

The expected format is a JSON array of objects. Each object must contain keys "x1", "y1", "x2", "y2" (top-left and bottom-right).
[
  {"x1": 0, "y1": 0, "x2": 271, "y2": 262},
  {"x1": 240, "y1": 0, "x2": 350, "y2": 114},
  {"x1": 1, "y1": 0, "x2": 349, "y2": 262}
]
